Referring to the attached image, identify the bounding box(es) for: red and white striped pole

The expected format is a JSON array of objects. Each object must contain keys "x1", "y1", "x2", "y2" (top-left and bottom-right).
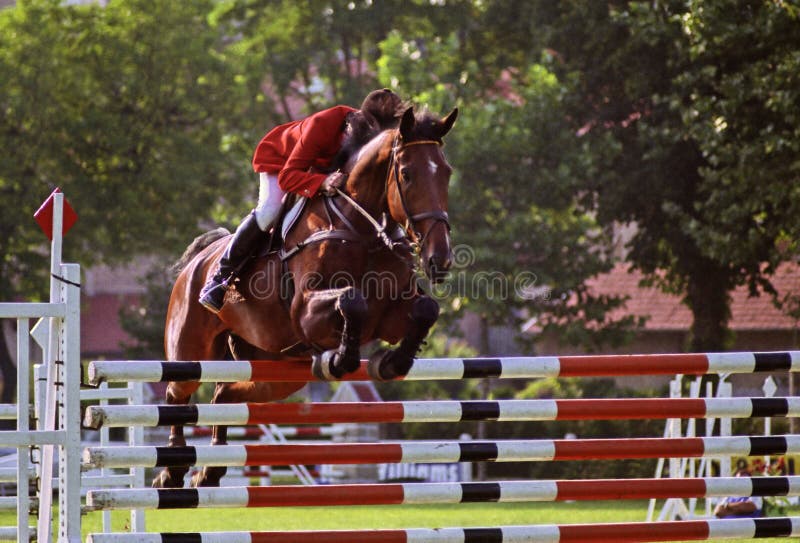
[
  {"x1": 85, "y1": 516, "x2": 800, "y2": 543},
  {"x1": 83, "y1": 397, "x2": 800, "y2": 429},
  {"x1": 86, "y1": 476, "x2": 800, "y2": 510},
  {"x1": 87, "y1": 351, "x2": 800, "y2": 384},
  {"x1": 83, "y1": 435, "x2": 800, "y2": 469}
]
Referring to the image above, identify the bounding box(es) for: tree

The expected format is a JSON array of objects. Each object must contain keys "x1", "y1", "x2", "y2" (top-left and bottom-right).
[
  {"x1": 0, "y1": 0, "x2": 251, "y2": 402},
  {"x1": 210, "y1": 0, "x2": 477, "y2": 119},
  {"x1": 530, "y1": 0, "x2": 800, "y2": 351},
  {"x1": 377, "y1": 16, "x2": 637, "y2": 354}
]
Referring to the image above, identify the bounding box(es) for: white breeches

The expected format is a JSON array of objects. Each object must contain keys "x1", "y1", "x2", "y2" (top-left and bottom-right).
[{"x1": 254, "y1": 172, "x2": 284, "y2": 231}]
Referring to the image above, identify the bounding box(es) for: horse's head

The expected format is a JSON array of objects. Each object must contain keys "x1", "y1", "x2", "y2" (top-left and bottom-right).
[{"x1": 387, "y1": 107, "x2": 458, "y2": 283}]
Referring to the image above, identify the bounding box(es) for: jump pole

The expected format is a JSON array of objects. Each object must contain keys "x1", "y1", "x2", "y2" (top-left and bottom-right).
[
  {"x1": 83, "y1": 435, "x2": 800, "y2": 469},
  {"x1": 83, "y1": 517, "x2": 800, "y2": 543},
  {"x1": 86, "y1": 476, "x2": 800, "y2": 510},
  {"x1": 83, "y1": 397, "x2": 800, "y2": 428},
  {"x1": 87, "y1": 351, "x2": 800, "y2": 384}
]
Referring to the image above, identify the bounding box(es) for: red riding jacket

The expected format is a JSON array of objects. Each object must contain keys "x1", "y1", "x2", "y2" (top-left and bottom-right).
[{"x1": 252, "y1": 105, "x2": 356, "y2": 198}]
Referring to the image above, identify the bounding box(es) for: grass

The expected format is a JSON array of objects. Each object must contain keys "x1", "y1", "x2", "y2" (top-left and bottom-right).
[{"x1": 1, "y1": 501, "x2": 798, "y2": 541}]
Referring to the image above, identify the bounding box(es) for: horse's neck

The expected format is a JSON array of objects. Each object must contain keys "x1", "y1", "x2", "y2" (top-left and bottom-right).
[{"x1": 343, "y1": 131, "x2": 394, "y2": 218}]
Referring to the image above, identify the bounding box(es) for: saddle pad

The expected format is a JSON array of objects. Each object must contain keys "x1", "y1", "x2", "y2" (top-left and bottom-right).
[{"x1": 281, "y1": 197, "x2": 308, "y2": 241}]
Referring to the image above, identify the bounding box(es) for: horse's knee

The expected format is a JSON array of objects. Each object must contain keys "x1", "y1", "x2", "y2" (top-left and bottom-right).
[
  {"x1": 211, "y1": 382, "x2": 236, "y2": 404},
  {"x1": 166, "y1": 382, "x2": 200, "y2": 405},
  {"x1": 411, "y1": 296, "x2": 439, "y2": 327}
]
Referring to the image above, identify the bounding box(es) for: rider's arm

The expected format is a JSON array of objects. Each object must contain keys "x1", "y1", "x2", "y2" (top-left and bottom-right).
[{"x1": 278, "y1": 107, "x2": 351, "y2": 198}]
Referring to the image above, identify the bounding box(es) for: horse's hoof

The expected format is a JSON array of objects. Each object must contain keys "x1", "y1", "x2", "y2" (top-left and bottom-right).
[
  {"x1": 152, "y1": 470, "x2": 183, "y2": 489},
  {"x1": 312, "y1": 349, "x2": 361, "y2": 380},
  {"x1": 338, "y1": 351, "x2": 361, "y2": 375},
  {"x1": 368, "y1": 348, "x2": 414, "y2": 381},
  {"x1": 367, "y1": 349, "x2": 394, "y2": 382},
  {"x1": 312, "y1": 350, "x2": 341, "y2": 381}
]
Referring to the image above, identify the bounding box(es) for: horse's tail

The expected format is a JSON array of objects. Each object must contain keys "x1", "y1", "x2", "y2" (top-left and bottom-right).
[{"x1": 170, "y1": 227, "x2": 230, "y2": 277}]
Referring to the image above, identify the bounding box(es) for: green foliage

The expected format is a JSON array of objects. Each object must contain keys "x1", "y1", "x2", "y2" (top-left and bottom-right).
[
  {"x1": 211, "y1": 0, "x2": 470, "y2": 120},
  {"x1": 528, "y1": 0, "x2": 800, "y2": 350},
  {"x1": 378, "y1": 26, "x2": 636, "y2": 351},
  {"x1": 0, "y1": 0, "x2": 252, "y2": 401},
  {"x1": 673, "y1": 1, "x2": 800, "y2": 279},
  {"x1": 0, "y1": 0, "x2": 251, "y2": 292}
]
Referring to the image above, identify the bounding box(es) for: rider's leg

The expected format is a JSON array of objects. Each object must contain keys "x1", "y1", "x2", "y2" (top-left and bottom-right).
[{"x1": 199, "y1": 173, "x2": 283, "y2": 314}]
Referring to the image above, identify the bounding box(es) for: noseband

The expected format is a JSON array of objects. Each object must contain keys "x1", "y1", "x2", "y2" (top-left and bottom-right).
[{"x1": 388, "y1": 136, "x2": 451, "y2": 248}]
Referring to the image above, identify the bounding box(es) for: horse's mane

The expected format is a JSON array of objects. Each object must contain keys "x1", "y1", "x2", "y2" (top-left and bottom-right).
[
  {"x1": 329, "y1": 110, "x2": 382, "y2": 172},
  {"x1": 336, "y1": 109, "x2": 447, "y2": 173},
  {"x1": 171, "y1": 227, "x2": 230, "y2": 277}
]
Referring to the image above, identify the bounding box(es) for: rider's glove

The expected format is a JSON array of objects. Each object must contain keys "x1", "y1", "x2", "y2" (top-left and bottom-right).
[{"x1": 319, "y1": 171, "x2": 347, "y2": 196}]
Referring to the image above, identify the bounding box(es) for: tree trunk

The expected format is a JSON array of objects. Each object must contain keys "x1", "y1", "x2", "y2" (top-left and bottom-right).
[
  {"x1": 684, "y1": 260, "x2": 733, "y2": 437},
  {"x1": 684, "y1": 260, "x2": 733, "y2": 353}
]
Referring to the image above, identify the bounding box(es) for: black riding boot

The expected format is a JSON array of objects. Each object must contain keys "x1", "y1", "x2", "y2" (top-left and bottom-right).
[{"x1": 199, "y1": 212, "x2": 265, "y2": 314}]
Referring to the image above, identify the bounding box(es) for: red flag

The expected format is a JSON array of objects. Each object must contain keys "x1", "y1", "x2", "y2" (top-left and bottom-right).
[{"x1": 34, "y1": 188, "x2": 78, "y2": 241}]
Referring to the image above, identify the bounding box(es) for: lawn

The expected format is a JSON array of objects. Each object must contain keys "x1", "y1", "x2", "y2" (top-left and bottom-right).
[{"x1": 2, "y1": 500, "x2": 798, "y2": 542}]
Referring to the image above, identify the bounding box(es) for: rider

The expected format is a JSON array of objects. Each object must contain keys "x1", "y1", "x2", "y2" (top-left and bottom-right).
[{"x1": 199, "y1": 88, "x2": 405, "y2": 314}]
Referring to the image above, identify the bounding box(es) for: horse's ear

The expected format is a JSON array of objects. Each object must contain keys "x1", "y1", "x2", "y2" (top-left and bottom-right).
[
  {"x1": 399, "y1": 107, "x2": 415, "y2": 140},
  {"x1": 439, "y1": 108, "x2": 458, "y2": 138}
]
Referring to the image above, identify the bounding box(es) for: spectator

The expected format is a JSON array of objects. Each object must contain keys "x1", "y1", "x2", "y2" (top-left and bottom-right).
[{"x1": 713, "y1": 469, "x2": 763, "y2": 519}]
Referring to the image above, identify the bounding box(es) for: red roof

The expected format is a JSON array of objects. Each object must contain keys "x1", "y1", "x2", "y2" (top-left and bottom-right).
[{"x1": 586, "y1": 262, "x2": 800, "y2": 331}]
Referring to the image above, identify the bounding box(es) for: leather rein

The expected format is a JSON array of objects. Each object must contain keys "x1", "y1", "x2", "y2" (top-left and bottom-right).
[{"x1": 280, "y1": 136, "x2": 449, "y2": 261}]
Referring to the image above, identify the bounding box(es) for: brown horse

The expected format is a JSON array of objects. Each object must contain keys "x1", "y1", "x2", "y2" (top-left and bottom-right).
[{"x1": 153, "y1": 106, "x2": 457, "y2": 488}]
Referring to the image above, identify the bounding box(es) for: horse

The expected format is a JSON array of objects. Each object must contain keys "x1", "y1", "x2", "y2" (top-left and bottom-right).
[{"x1": 153, "y1": 106, "x2": 458, "y2": 488}]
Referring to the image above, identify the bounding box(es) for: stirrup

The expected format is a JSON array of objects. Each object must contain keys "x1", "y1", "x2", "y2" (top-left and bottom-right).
[{"x1": 199, "y1": 280, "x2": 227, "y2": 314}]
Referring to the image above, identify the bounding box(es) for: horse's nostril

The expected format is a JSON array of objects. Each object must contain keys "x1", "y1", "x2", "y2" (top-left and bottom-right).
[{"x1": 427, "y1": 257, "x2": 449, "y2": 283}]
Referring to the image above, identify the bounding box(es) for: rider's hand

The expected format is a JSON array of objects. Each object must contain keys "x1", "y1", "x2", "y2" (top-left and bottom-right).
[{"x1": 320, "y1": 171, "x2": 347, "y2": 196}]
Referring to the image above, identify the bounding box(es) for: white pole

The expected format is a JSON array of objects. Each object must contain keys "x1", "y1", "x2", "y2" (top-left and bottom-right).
[
  {"x1": 37, "y1": 192, "x2": 63, "y2": 543},
  {"x1": 58, "y1": 263, "x2": 81, "y2": 543},
  {"x1": 129, "y1": 382, "x2": 146, "y2": 532},
  {"x1": 17, "y1": 318, "x2": 30, "y2": 543}
]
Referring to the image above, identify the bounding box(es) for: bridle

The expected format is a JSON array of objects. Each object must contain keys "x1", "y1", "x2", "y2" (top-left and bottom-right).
[{"x1": 386, "y1": 136, "x2": 451, "y2": 249}]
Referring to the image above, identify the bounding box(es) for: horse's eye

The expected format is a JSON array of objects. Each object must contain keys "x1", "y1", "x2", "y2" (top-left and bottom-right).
[{"x1": 400, "y1": 168, "x2": 412, "y2": 184}]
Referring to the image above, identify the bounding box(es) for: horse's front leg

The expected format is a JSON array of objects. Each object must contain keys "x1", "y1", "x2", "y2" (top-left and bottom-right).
[
  {"x1": 294, "y1": 286, "x2": 367, "y2": 380},
  {"x1": 368, "y1": 295, "x2": 439, "y2": 381},
  {"x1": 190, "y1": 382, "x2": 229, "y2": 488},
  {"x1": 191, "y1": 380, "x2": 305, "y2": 487},
  {"x1": 151, "y1": 381, "x2": 200, "y2": 488}
]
